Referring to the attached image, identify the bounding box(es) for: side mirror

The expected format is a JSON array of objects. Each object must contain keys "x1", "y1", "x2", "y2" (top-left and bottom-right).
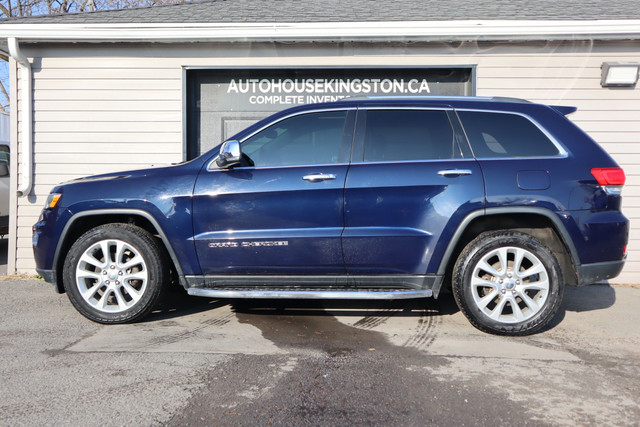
[
  {"x1": 215, "y1": 140, "x2": 241, "y2": 168},
  {"x1": 0, "y1": 164, "x2": 8, "y2": 177}
]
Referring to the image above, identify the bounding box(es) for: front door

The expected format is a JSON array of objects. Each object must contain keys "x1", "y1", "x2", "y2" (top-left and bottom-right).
[{"x1": 193, "y1": 109, "x2": 355, "y2": 275}]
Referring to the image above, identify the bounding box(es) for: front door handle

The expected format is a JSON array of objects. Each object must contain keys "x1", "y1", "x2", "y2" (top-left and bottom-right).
[
  {"x1": 437, "y1": 169, "x2": 473, "y2": 177},
  {"x1": 303, "y1": 173, "x2": 337, "y2": 182}
]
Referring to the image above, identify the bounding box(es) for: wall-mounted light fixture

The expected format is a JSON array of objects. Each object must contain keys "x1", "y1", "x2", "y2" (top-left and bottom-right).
[{"x1": 601, "y1": 62, "x2": 640, "y2": 87}]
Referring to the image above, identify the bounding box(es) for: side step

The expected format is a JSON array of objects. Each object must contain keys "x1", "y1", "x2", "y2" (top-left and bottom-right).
[{"x1": 187, "y1": 288, "x2": 433, "y2": 300}]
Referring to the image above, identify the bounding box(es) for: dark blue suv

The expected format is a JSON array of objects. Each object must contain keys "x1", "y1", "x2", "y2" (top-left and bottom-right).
[{"x1": 33, "y1": 96, "x2": 628, "y2": 335}]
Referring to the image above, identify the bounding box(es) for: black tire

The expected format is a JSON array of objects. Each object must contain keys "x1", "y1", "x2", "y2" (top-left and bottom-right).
[
  {"x1": 452, "y1": 230, "x2": 564, "y2": 336},
  {"x1": 63, "y1": 223, "x2": 167, "y2": 324}
]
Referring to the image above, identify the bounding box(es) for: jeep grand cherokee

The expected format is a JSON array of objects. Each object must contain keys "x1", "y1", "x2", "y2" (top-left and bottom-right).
[{"x1": 33, "y1": 96, "x2": 628, "y2": 335}]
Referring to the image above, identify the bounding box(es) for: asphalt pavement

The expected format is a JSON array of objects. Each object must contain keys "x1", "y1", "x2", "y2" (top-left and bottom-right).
[{"x1": 1, "y1": 279, "x2": 639, "y2": 426}]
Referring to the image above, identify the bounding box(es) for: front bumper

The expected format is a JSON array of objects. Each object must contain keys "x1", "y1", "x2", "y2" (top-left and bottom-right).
[{"x1": 36, "y1": 268, "x2": 63, "y2": 293}]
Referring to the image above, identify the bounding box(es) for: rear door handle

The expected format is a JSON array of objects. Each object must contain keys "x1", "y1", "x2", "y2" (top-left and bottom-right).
[
  {"x1": 303, "y1": 173, "x2": 337, "y2": 182},
  {"x1": 437, "y1": 169, "x2": 473, "y2": 177}
]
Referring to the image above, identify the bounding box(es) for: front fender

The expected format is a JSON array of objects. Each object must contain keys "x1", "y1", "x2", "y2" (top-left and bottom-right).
[{"x1": 50, "y1": 207, "x2": 196, "y2": 292}]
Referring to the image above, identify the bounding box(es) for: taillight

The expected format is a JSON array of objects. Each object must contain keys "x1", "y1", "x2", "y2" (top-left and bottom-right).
[{"x1": 591, "y1": 167, "x2": 625, "y2": 195}]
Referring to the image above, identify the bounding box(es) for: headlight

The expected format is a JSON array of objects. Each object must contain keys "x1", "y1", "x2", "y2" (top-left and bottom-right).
[{"x1": 45, "y1": 193, "x2": 62, "y2": 209}]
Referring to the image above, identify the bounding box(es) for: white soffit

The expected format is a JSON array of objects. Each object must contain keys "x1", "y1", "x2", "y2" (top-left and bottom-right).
[{"x1": 1, "y1": 20, "x2": 640, "y2": 43}]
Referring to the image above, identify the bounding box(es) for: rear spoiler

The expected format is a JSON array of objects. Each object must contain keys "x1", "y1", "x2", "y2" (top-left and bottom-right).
[{"x1": 551, "y1": 105, "x2": 578, "y2": 116}]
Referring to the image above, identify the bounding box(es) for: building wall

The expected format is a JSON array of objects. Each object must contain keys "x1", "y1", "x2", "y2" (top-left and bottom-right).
[{"x1": 12, "y1": 40, "x2": 640, "y2": 282}]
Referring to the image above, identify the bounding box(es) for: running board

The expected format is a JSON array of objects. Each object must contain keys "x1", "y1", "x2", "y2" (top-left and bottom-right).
[{"x1": 187, "y1": 288, "x2": 433, "y2": 300}]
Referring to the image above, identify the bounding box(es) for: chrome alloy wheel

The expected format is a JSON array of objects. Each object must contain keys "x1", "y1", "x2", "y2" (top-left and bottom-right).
[
  {"x1": 470, "y1": 246, "x2": 550, "y2": 323},
  {"x1": 75, "y1": 239, "x2": 148, "y2": 313}
]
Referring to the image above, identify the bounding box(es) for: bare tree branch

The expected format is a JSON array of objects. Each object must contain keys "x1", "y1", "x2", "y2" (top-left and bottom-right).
[
  {"x1": 0, "y1": 0, "x2": 193, "y2": 111},
  {"x1": 0, "y1": 81, "x2": 9, "y2": 112},
  {"x1": 0, "y1": 2, "x2": 11, "y2": 17}
]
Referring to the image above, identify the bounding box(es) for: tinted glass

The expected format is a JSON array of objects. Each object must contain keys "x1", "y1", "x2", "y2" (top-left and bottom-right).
[
  {"x1": 241, "y1": 111, "x2": 347, "y2": 167},
  {"x1": 363, "y1": 110, "x2": 456, "y2": 162},
  {"x1": 0, "y1": 145, "x2": 8, "y2": 167},
  {"x1": 458, "y1": 111, "x2": 560, "y2": 158}
]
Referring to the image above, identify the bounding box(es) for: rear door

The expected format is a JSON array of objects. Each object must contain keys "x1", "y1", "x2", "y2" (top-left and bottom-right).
[{"x1": 343, "y1": 107, "x2": 485, "y2": 275}]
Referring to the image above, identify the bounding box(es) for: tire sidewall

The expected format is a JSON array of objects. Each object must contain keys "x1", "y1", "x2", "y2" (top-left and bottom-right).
[
  {"x1": 453, "y1": 231, "x2": 564, "y2": 335},
  {"x1": 63, "y1": 224, "x2": 165, "y2": 324}
]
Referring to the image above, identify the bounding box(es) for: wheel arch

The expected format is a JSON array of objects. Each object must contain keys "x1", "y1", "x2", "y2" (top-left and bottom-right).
[
  {"x1": 437, "y1": 207, "x2": 580, "y2": 291},
  {"x1": 52, "y1": 209, "x2": 185, "y2": 293}
]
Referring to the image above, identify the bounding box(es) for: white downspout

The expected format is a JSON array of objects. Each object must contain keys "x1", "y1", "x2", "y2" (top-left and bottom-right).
[{"x1": 7, "y1": 37, "x2": 32, "y2": 197}]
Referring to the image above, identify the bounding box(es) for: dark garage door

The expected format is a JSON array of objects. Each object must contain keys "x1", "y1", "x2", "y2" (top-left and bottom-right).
[{"x1": 186, "y1": 67, "x2": 474, "y2": 160}]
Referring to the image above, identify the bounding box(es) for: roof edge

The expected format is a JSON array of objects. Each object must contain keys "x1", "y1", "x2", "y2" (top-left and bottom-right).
[{"x1": 1, "y1": 20, "x2": 640, "y2": 43}]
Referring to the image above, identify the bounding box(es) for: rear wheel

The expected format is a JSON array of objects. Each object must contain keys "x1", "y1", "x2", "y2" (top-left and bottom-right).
[
  {"x1": 63, "y1": 224, "x2": 167, "y2": 324},
  {"x1": 452, "y1": 230, "x2": 564, "y2": 335}
]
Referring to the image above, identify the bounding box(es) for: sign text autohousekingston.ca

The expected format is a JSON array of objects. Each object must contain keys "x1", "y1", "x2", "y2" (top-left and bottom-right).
[{"x1": 227, "y1": 78, "x2": 432, "y2": 105}]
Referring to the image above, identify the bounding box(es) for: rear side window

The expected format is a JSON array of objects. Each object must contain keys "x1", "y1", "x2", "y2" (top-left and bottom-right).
[
  {"x1": 363, "y1": 110, "x2": 457, "y2": 162},
  {"x1": 458, "y1": 111, "x2": 560, "y2": 158}
]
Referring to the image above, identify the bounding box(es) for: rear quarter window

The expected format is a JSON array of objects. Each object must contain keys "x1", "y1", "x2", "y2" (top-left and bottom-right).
[{"x1": 458, "y1": 111, "x2": 560, "y2": 158}]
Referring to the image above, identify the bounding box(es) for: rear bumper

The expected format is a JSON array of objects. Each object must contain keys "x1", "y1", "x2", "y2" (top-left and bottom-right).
[{"x1": 577, "y1": 259, "x2": 626, "y2": 286}]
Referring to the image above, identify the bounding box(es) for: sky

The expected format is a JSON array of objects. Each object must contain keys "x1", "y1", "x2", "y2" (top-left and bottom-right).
[{"x1": 1, "y1": 60, "x2": 8, "y2": 112}]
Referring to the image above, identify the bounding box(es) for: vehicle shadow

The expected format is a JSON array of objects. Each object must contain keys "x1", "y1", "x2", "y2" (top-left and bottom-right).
[
  {"x1": 230, "y1": 295, "x2": 459, "y2": 318},
  {"x1": 143, "y1": 287, "x2": 229, "y2": 322},
  {"x1": 145, "y1": 285, "x2": 460, "y2": 322},
  {"x1": 145, "y1": 282, "x2": 617, "y2": 329},
  {"x1": 543, "y1": 283, "x2": 617, "y2": 331}
]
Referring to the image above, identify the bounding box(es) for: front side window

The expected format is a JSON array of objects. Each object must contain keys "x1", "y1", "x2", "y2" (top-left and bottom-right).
[
  {"x1": 363, "y1": 109, "x2": 457, "y2": 162},
  {"x1": 241, "y1": 111, "x2": 347, "y2": 167},
  {"x1": 458, "y1": 111, "x2": 561, "y2": 158}
]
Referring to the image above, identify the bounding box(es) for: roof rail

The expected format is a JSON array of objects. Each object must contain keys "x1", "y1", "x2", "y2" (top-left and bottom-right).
[{"x1": 338, "y1": 95, "x2": 530, "y2": 103}]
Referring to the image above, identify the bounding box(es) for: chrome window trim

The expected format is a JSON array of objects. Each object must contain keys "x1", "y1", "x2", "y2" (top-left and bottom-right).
[
  {"x1": 454, "y1": 108, "x2": 569, "y2": 159},
  {"x1": 208, "y1": 162, "x2": 351, "y2": 172},
  {"x1": 206, "y1": 107, "x2": 356, "y2": 172},
  {"x1": 461, "y1": 155, "x2": 568, "y2": 161},
  {"x1": 350, "y1": 158, "x2": 478, "y2": 166}
]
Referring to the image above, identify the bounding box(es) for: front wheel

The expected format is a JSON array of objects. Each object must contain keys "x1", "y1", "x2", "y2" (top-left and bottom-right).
[
  {"x1": 452, "y1": 231, "x2": 564, "y2": 336},
  {"x1": 63, "y1": 224, "x2": 167, "y2": 324}
]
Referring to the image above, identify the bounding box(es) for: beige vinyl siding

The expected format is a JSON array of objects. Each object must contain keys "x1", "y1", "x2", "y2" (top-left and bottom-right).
[
  {"x1": 11, "y1": 40, "x2": 640, "y2": 283},
  {"x1": 14, "y1": 51, "x2": 183, "y2": 271},
  {"x1": 473, "y1": 45, "x2": 640, "y2": 283}
]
